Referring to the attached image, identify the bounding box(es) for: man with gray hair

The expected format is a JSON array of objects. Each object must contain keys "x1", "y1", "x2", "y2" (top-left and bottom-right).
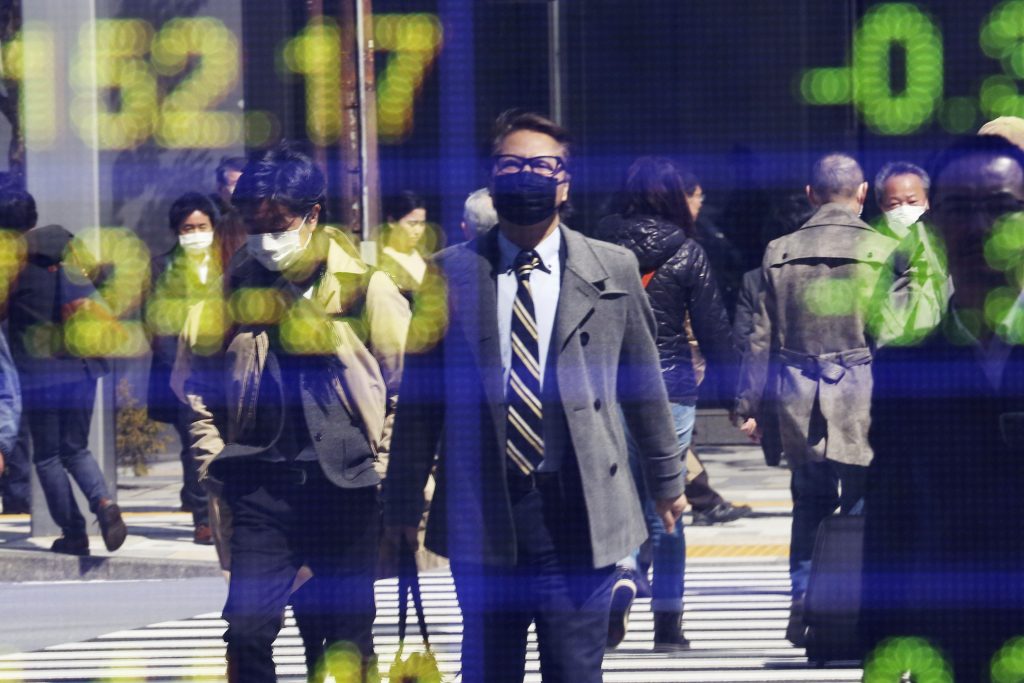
[
  {"x1": 874, "y1": 161, "x2": 930, "y2": 239},
  {"x1": 735, "y1": 152, "x2": 898, "y2": 648},
  {"x1": 460, "y1": 187, "x2": 499, "y2": 240}
]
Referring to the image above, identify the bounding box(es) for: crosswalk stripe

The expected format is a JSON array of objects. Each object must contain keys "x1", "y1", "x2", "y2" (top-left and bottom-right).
[{"x1": 0, "y1": 560, "x2": 862, "y2": 682}]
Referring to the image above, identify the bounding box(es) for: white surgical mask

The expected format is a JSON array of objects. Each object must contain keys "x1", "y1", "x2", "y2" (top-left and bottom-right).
[
  {"x1": 246, "y1": 215, "x2": 311, "y2": 271},
  {"x1": 884, "y1": 204, "x2": 927, "y2": 236},
  {"x1": 178, "y1": 231, "x2": 214, "y2": 253}
]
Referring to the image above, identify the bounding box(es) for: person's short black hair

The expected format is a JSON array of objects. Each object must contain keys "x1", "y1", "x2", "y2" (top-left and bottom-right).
[
  {"x1": 232, "y1": 142, "x2": 327, "y2": 218},
  {"x1": 0, "y1": 187, "x2": 37, "y2": 232},
  {"x1": 929, "y1": 134, "x2": 1024, "y2": 196},
  {"x1": 491, "y1": 109, "x2": 572, "y2": 163},
  {"x1": 810, "y1": 153, "x2": 864, "y2": 201},
  {"x1": 215, "y1": 156, "x2": 247, "y2": 187},
  {"x1": 383, "y1": 190, "x2": 426, "y2": 223},
  {"x1": 168, "y1": 191, "x2": 220, "y2": 233}
]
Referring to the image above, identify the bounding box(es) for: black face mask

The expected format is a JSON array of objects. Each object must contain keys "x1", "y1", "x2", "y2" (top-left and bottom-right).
[{"x1": 492, "y1": 171, "x2": 560, "y2": 226}]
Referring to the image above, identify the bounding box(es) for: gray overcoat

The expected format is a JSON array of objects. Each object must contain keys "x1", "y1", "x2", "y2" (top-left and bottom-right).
[
  {"x1": 735, "y1": 203, "x2": 897, "y2": 468},
  {"x1": 383, "y1": 225, "x2": 686, "y2": 569}
]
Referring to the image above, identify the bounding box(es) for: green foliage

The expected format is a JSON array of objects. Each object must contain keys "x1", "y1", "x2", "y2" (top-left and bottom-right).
[{"x1": 115, "y1": 377, "x2": 172, "y2": 476}]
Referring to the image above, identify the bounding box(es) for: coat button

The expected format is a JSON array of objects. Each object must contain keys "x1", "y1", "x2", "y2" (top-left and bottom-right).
[
  {"x1": 610, "y1": 463, "x2": 618, "y2": 476},
  {"x1": 594, "y1": 398, "x2": 602, "y2": 411},
  {"x1": 580, "y1": 331, "x2": 590, "y2": 346},
  {"x1": 314, "y1": 432, "x2": 323, "y2": 442}
]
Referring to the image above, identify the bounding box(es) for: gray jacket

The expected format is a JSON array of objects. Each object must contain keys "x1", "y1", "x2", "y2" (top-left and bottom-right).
[
  {"x1": 383, "y1": 225, "x2": 686, "y2": 568},
  {"x1": 736, "y1": 203, "x2": 897, "y2": 468}
]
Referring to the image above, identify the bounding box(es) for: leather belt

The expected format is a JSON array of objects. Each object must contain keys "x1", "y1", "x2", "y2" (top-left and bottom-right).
[{"x1": 506, "y1": 468, "x2": 558, "y2": 501}]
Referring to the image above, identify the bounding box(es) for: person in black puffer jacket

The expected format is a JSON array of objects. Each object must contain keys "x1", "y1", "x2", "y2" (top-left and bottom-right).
[{"x1": 595, "y1": 156, "x2": 741, "y2": 653}]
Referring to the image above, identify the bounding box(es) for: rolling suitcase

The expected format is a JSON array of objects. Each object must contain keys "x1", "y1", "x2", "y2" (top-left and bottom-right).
[{"x1": 803, "y1": 514, "x2": 867, "y2": 664}]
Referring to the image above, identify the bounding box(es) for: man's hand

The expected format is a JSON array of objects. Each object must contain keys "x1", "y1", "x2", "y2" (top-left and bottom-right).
[
  {"x1": 655, "y1": 493, "x2": 688, "y2": 534},
  {"x1": 739, "y1": 417, "x2": 762, "y2": 444},
  {"x1": 385, "y1": 525, "x2": 420, "y2": 552}
]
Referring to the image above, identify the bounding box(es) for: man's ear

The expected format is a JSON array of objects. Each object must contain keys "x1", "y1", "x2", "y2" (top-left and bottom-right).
[
  {"x1": 308, "y1": 204, "x2": 322, "y2": 227},
  {"x1": 856, "y1": 181, "x2": 869, "y2": 206},
  {"x1": 805, "y1": 185, "x2": 817, "y2": 206},
  {"x1": 558, "y1": 178, "x2": 571, "y2": 205}
]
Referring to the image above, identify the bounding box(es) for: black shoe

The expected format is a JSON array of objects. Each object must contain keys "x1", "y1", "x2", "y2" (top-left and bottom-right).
[
  {"x1": 691, "y1": 502, "x2": 753, "y2": 526},
  {"x1": 653, "y1": 611, "x2": 691, "y2": 652},
  {"x1": 51, "y1": 534, "x2": 90, "y2": 556},
  {"x1": 607, "y1": 568, "x2": 638, "y2": 649},
  {"x1": 786, "y1": 597, "x2": 807, "y2": 648},
  {"x1": 96, "y1": 500, "x2": 127, "y2": 551}
]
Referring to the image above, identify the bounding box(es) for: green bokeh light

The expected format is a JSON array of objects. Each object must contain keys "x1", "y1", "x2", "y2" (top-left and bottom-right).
[
  {"x1": 863, "y1": 636, "x2": 953, "y2": 683},
  {"x1": 939, "y1": 96, "x2": 979, "y2": 133}
]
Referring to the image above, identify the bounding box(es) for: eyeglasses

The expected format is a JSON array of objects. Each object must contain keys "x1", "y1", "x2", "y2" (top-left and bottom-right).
[{"x1": 492, "y1": 155, "x2": 567, "y2": 177}]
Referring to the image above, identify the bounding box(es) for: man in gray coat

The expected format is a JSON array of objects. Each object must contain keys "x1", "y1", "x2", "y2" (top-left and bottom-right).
[
  {"x1": 383, "y1": 111, "x2": 687, "y2": 683},
  {"x1": 735, "y1": 153, "x2": 897, "y2": 647}
]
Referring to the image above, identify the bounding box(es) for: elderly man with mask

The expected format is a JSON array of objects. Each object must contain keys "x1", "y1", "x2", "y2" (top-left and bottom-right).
[
  {"x1": 735, "y1": 153, "x2": 898, "y2": 647},
  {"x1": 863, "y1": 135, "x2": 1024, "y2": 682}
]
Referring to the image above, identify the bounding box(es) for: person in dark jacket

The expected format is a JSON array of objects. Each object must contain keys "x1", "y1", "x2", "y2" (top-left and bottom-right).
[
  {"x1": 596, "y1": 156, "x2": 740, "y2": 651},
  {"x1": 2, "y1": 187, "x2": 126, "y2": 555},
  {"x1": 145, "y1": 192, "x2": 223, "y2": 545},
  {"x1": 732, "y1": 192, "x2": 815, "y2": 467},
  {"x1": 863, "y1": 135, "x2": 1024, "y2": 681}
]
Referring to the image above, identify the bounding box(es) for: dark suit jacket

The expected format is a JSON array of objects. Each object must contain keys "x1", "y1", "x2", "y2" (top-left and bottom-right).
[
  {"x1": 383, "y1": 225, "x2": 686, "y2": 568},
  {"x1": 864, "y1": 316, "x2": 1024, "y2": 680}
]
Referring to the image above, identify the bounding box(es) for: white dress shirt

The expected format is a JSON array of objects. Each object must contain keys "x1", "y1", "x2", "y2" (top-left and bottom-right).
[{"x1": 497, "y1": 227, "x2": 561, "y2": 393}]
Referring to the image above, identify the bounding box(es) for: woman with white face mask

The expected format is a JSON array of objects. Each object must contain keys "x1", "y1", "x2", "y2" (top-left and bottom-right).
[{"x1": 144, "y1": 191, "x2": 225, "y2": 547}]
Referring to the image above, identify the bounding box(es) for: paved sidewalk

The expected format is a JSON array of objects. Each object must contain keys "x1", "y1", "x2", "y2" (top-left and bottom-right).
[
  {"x1": 0, "y1": 443, "x2": 792, "y2": 581},
  {"x1": 0, "y1": 459, "x2": 220, "y2": 580}
]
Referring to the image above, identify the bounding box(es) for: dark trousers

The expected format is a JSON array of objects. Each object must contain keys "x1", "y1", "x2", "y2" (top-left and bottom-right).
[
  {"x1": 684, "y1": 450, "x2": 726, "y2": 512},
  {"x1": 789, "y1": 459, "x2": 866, "y2": 598},
  {"x1": 222, "y1": 462, "x2": 379, "y2": 683},
  {"x1": 174, "y1": 404, "x2": 208, "y2": 526},
  {"x1": 452, "y1": 472, "x2": 615, "y2": 683},
  {"x1": 1, "y1": 412, "x2": 31, "y2": 512},
  {"x1": 26, "y1": 378, "x2": 109, "y2": 537}
]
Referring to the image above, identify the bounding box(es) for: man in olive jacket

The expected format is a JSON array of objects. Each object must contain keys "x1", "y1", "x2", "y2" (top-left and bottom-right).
[
  {"x1": 735, "y1": 153, "x2": 897, "y2": 646},
  {"x1": 180, "y1": 145, "x2": 409, "y2": 683}
]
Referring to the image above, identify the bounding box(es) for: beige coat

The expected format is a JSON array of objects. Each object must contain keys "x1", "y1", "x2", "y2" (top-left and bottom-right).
[
  {"x1": 736, "y1": 204, "x2": 897, "y2": 468},
  {"x1": 172, "y1": 226, "x2": 410, "y2": 482}
]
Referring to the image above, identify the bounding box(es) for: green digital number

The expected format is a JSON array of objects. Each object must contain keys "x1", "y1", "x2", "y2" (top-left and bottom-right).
[
  {"x1": 150, "y1": 17, "x2": 243, "y2": 149},
  {"x1": 375, "y1": 13, "x2": 442, "y2": 143},
  {"x1": 801, "y1": 3, "x2": 943, "y2": 135},
  {"x1": 980, "y1": 0, "x2": 1024, "y2": 118},
  {"x1": 283, "y1": 19, "x2": 343, "y2": 146},
  {"x1": 70, "y1": 19, "x2": 159, "y2": 150}
]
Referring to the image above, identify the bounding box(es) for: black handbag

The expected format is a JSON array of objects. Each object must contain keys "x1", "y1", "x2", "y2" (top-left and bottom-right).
[{"x1": 388, "y1": 540, "x2": 442, "y2": 683}]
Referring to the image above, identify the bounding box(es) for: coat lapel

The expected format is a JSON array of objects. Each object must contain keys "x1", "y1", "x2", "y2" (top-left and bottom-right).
[
  {"x1": 555, "y1": 227, "x2": 614, "y2": 353},
  {"x1": 447, "y1": 230, "x2": 505, "y2": 418}
]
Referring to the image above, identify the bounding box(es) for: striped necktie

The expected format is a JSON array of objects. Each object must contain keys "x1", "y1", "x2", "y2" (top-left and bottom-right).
[{"x1": 506, "y1": 249, "x2": 545, "y2": 474}]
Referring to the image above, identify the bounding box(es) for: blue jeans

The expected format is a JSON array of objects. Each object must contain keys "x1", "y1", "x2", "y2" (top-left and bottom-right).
[
  {"x1": 27, "y1": 378, "x2": 110, "y2": 537},
  {"x1": 623, "y1": 402, "x2": 694, "y2": 613}
]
